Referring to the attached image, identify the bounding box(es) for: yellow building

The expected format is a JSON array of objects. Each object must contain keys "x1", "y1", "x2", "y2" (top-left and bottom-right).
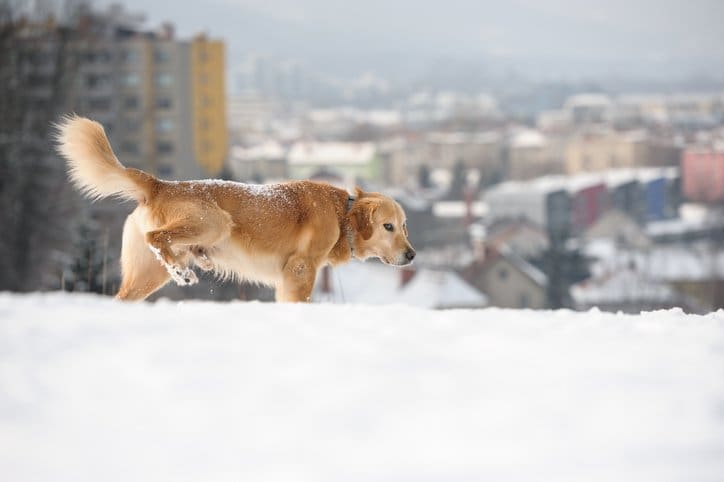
[{"x1": 191, "y1": 36, "x2": 227, "y2": 176}]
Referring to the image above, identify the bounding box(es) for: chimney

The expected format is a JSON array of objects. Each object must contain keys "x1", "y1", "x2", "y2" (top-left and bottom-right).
[
  {"x1": 463, "y1": 185, "x2": 474, "y2": 228},
  {"x1": 469, "y1": 223, "x2": 487, "y2": 262},
  {"x1": 400, "y1": 266, "x2": 416, "y2": 288}
]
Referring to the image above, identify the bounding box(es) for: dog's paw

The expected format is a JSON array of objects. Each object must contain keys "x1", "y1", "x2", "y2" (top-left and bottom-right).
[{"x1": 170, "y1": 266, "x2": 198, "y2": 286}]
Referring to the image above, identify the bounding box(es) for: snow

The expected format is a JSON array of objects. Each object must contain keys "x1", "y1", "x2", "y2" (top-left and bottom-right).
[
  {"x1": 288, "y1": 142, "x2": 376, "y2": 165},
  {"x1": 1, "y1": 292, "x2": 724, "y2": 482}
]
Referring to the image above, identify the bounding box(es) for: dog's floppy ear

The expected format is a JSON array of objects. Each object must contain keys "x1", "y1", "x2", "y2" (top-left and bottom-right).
[{"x1": 350, "y1": 197, "x2": 378, "y2": 241}]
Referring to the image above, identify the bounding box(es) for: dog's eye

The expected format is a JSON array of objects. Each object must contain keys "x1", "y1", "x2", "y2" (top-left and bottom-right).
[{"x1": 383, "y1": 223, "x2": 394, "y2": 232}]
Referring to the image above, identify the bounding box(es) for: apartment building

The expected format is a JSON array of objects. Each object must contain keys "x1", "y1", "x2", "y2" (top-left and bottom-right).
[
  {"x1": 67, "y1": 6, "x2": 227, "y2": 180},
  {"x1": 565, "y1": 128, "x2": 681, "y2": 174}
]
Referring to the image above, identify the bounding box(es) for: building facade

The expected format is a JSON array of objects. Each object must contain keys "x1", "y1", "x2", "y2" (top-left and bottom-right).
[{"x1": 67, "y1": 7, "x2": 227, "y2": 181}]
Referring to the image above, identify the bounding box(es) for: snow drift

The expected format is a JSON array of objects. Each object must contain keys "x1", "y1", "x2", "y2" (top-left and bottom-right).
[{"x1": 0, "y1": 292, "x2": 723, "y2": 482}]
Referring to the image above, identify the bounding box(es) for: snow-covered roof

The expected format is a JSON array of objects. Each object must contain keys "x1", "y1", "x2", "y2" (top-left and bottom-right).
[
  {"x1": 314, "y1": 262, "x2": 487, "y2": 309},
  {"x1": 426, "y1": 131, "x2": 501, "y2": 145},
  {"x1": 432, "y1": 201, "x2": 488, "y2": 218},
  {"x1": 288, "y1": 142, "x2": 376, "y2": 166},
  {"x1": 307, "y1": 108, "x2": 401, "y2": 126},
  {"x1": 499, "y1": 245, "x2": 548, "y2": 286},
  {"x1": 646, "y1": 217, "x2": 708, "y2": 238},
  {"x1": 585, "y1": 239, "x2": 724, "y2": 281},
  {"x1": 229, "y1": 141, "x2": 286, "y2": 162},
  {"x1": 487, "y1": 167, "x2": 680, "y2": 199},
  {"x1": 510, "y1": 128, "x2": 547, "y2": 148},
  {"x1": 571, "y1": 269, "x2": 676, "y2": 305}
]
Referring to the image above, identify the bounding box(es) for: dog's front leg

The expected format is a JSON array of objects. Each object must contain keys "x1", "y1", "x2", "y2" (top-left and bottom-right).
[{"x1": 276, "y1": 256, "x2": 317, "y2": 302}]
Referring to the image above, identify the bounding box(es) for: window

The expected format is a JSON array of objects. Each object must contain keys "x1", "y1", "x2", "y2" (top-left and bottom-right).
[
  {"x1": 87, "y1": 97, "x2": 111, "y2": 111},
  {"x1": 97, "y1": 50, "x2": 111, "y2": 63},
  {"x1": 158, "y1": 165, "x2": 174, "y2": 177},
  {"x1": 122, "y1": 49, "x2": 139, "y2": 64},
  {"x1": 154, "y1": 50, "x2": 170, "y2": 63},
  {"x1": 498, "y1": 267, "x2": 508, "y2": 281},
  {"x1": 156, "y1": 118, "x2": 174, "y2": 133},
  {"x1": 156, "y1": 97, "x2": 172, "y2": 109},
  {"x1": 124, "y1": 96, "x2": 139, "y2": 109},
  {"x1": 121, "y1": 141, "x2": 139, "y2": 155},
  {"x1": 157, "y1": 141, "x2": 174, "y2": 154},
  {"x1": 122, "y1": 118, "x2": 140, "y2": 133},
  {"x1": 122, "y1": 73, "x2": 139, "y2": 87},
  {"x1": 86, "y1": 74, "x2": 109, "y2": 88},
  {"x1": 155, "y1": 73, "x2": 172, "y2": 88}
]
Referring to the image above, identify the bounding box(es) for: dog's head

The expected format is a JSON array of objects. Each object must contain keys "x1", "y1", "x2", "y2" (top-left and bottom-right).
[{"x1": 348, "y1": 188, "x2": 416, "y2": 266}]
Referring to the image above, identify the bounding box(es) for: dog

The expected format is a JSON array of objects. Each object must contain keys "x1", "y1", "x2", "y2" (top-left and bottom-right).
[{"x1": 54, "y1": 115, "x2": 415, "y2": 302}]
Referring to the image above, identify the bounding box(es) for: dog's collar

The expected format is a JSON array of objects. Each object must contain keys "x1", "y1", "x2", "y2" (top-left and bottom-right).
[{"x1": 345, "y1": 195, "x2": 356, "y2": 257}]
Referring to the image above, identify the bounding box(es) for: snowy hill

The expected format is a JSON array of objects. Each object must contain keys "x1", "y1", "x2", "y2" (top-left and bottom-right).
[{"x1": 1, "y1": 292, "x2": 723, "y2": 482}]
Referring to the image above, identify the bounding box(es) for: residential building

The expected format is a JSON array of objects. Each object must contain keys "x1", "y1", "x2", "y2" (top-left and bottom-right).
[
  {"x1": 67, "y1": 6, "x2": 227, "y2": 181},
  {"x1": 681, "y1": 146, "x2": 724, "y2": 203},
  {"x1": 507, "y1": 128, "x2": 566, "y2": 180},
  {"x1": 227, "y1": 141, "x2": 287, "y2": 181},
  {"x1": 583, "y1": 210, "x2": 651, "y2": 249},
  {"x1": 563, "y1": 93, "x2": 613, "y2": 125},
  {"x1": 485, "y1": 168, "x2": 681, "y2": 235},
  {"x1": 484, "y1": 176, "x2": 571, "y2": 236},
  {"x1": 485, "y1": 219, "x2": 550, "y2": 259},
  {"x1": 287, "y1": 141, "x2": 379, "y2": 182},
  {"x1": 227, "y1": 92, "x2": 281, "y2": 141},
  {"x1": 462, "y1": 246, "x2": 548, "y2": 309},
  {"x1": 378, "y1": 132, "x2": 504, "y2": 188},
  {"x1": 580, "y1": 239, "x2": 724, "y2": 312},
  {"x1": 565, "y1": 128, "x2": 680, "y2": 175},
  {"x1": 570, "y1": 268, "x2": 693, "y2": 313}
]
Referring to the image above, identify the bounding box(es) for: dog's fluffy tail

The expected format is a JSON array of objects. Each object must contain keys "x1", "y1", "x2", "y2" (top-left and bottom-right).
[{"x1": 54, "y1": 114, "x2": 155, "y2": 203}]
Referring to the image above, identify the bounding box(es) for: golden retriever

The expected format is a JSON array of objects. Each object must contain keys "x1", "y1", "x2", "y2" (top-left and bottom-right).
[{"x1": 54, "y1": 115, "x2": 415, "y2": 302}]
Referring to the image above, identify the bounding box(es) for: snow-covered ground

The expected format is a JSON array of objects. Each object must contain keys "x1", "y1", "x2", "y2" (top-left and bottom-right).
[{"x1": 1, "y1": 293, "x2": 723, "y2": 482}]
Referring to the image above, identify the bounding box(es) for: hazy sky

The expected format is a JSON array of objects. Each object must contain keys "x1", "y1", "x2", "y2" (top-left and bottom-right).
[{"x1": 95, "y1": 0, "x2": 724, "y2": 79}]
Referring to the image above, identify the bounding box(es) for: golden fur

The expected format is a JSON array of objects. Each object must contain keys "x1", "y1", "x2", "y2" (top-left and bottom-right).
[{"x1": 55, "y1": 115, "x2": 415, "y2": 302}]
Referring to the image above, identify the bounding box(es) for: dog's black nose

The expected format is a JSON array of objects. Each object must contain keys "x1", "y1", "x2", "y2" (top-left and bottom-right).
[{"x1": 405, "y1": 249, "x2": 416, "y2": 262}]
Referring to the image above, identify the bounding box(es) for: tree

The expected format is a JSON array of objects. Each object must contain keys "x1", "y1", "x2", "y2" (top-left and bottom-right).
[{"x1": 0, "y1": 2, "x2": 80, "y2": 291}]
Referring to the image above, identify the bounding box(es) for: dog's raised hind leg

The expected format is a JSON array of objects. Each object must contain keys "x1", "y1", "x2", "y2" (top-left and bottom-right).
[{"x1": 145, "y1": 225, "x2": 203, "y2": 286}]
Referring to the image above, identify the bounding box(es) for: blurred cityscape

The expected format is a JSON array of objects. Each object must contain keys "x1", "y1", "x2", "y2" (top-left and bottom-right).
[{"x1": 1, "y1": 1, "x2": 723, "y2": 312}]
